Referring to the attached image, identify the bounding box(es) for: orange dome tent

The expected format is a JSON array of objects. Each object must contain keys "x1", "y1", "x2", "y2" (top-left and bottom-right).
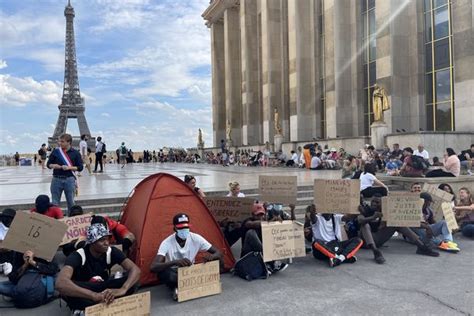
[{"x1": 120, "y1": 173, "x2": 235, "y2": 286}]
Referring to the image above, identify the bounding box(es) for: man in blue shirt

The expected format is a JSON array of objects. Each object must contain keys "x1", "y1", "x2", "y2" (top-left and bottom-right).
[{"x1": 47, "y1": 133, "x2": 83, "y2": 215}]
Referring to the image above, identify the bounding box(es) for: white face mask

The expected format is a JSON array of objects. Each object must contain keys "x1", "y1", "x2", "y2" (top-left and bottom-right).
[{"x1": 176, "y1": 228, "x2": 190, "y2": 240}]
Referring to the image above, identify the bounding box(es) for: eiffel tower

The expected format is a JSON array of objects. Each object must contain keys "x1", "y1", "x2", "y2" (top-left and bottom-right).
[{"x1": 49, "y1": 0, "x2": 94, "y2": 149}]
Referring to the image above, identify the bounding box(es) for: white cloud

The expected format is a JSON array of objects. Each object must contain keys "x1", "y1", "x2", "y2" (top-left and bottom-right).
[
  {"x1": 0, "y1": 60, "x2": 7, "y2": 69},
  {"x1": 101, "y1": 112, "x2": 110, "y2": 117},
  {"x1": 0, "y1": 74, "x2": 62, "y2": 108}
]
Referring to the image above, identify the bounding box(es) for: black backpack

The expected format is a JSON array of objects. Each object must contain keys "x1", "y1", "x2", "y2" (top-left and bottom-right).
[
  {"x1": 232, "y1": 252, "x2": 270, "y2": 281},
  {"x1": 11, "y1": 271, "x2": 55, "y2": 308},
  {"x1": 101, "y1": 142, "x2": 107, "y2": 153},
  {"x1": 411, "y1": 155, "x2": 428, "y2": 170}
]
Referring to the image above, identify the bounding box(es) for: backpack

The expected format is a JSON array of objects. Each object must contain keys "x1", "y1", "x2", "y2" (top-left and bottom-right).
[
  {"x1": 77, "y1": 247, "x2": 111, "y2": 266},
  {"x1": 231, "y1": 252, "x2": 270, "y2": 281},
  {"x1": 12, "y1": 270, "x2": 55, "y2": 308},
  {"x1": 101, "y1": 142, "x2": 107, "y2": 153},
  {"x1": 411, "y1": 155, "x2": 428, "y2": 170},
  {"x1": 121, "y1": 146, "x2": 127, "y2": 155}
]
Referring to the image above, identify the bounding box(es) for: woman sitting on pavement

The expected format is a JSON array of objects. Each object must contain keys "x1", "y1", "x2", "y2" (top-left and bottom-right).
[
  {"x1": 454, "y1": 187, "x2": 474, "y2": 238},
  {"x1": 438, "y1": 183, "x2": 456, "y2": 206},
  {"x1": 227, "y1": 181, "x2": 245, "y2": 197},
  {"x1": 360, "y1": 163, "x2": 389, "y2": 198},
  {"x1": 184, "y1": 175, "x2": 206, "y2": 198},
  {"x1": 426, "y1": 148, "x2": 460, "y2": 177}
]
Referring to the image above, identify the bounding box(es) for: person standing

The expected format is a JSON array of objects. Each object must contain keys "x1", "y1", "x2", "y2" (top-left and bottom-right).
[
  {"x1": 119, "y1": 142, "x2": 127, "y2": 168},
  {"x1": 94, "y1": 137, "x2": 104, "y2": 173},
  {"x1": 14, "y1": 152, "x2": 20, "y2": 166},
  {"x1": 33, "y1": 154, "x2": 37, "y2": 165},
  {"x1": 79, "y1": 135, "x2": 91, "y2": 175},
  {"x1": 47, "y1": 133, "x2": 83, "y2": 215},
  {"x1": 38, "y1": 143, "x2": 48, "y2": 169}
]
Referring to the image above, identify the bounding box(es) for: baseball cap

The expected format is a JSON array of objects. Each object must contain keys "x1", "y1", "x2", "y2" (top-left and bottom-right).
[
  {"x1": 86, "y1": 224, "x2": 112, "y2": 244},
  {"x1": 420, "y1": 192, "x2": 433, "y2": 202},
  {"x1": 252, "y1": 203, "x2": 265, "y2": 216},
  {"x1": 35, "y1": 195, "x2": 52, "y2": 213},
  {"x1": 173, "y1": 213, "x2": 191, "y2": 229}
]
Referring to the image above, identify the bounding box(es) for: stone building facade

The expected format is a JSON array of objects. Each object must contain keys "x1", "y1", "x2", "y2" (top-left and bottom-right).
[{"x1": 202, "y1": 0, "x2": 473, "y2": 148}]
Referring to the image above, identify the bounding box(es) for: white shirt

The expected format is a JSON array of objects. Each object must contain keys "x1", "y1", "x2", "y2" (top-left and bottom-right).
[
  {"x1": 414, "y1": 149, "x2": 429, "y2": 160},
  {"x1": 96, "y1": 142, "x2": 104, "y2": 153},
  {"x1": 0, "y1": 223, "x2": 8, "y2": 241},
  {"x1": 312, "y1": 214, "x2": 343, "y2": 242},
  {"x1": 311, "y1": 157, "x2": 321, "y2": 169},
  {"x1": 157, "y1": 232, "x2": 211, "y2": 263},
  {"x1": 291, "y1": 153, "x2": 298, "y2": 163},
  {"x1": 79, "y1": 140, "x2": 87, "y2": 156},
  {"x1": 360, "y1": 172, "x2": 377, "y2": 191},
  {"x1": 227, "y1": 192, "x2": 245, "y2": 197}
]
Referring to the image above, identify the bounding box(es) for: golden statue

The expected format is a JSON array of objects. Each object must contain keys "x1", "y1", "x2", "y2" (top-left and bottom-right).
[
  {"x1": 274, "y1": 107, "x2": 283, "y2": 135},
  {"x1": 372, "y1": 85, "x2": 390, "y2": 122},
  {"x1": 197, "y1": 128, "x2": 203, "y2": 145},
  {"x1": 226, "y1": 120, "x2": 232, "y2": 141}
]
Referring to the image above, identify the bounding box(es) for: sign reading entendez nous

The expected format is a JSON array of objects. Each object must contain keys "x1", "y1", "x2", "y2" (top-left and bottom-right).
[
  {"x1": 261, "y1": 220, "x2": 306, "y2": 262},
  {"x1": 422, "y1": 183, "x2": 454, "y2": 221},
  {"x1": 59, "y1": 213, "x2": 93, "y2": 245},
  {"x1": 204, "y1": 197, "x2": 254, "y2": 222},
  {"x1": 259, "y1": 176, "x2": 297, "y2": 205},
  {"x1": 314, "y1": 179, "x2": 360, "y2": 214},
  {"x1": 85, "y1": 292, "x2": 151, "y2": 316},
  {"x1": 382, "y1": 193, "x2": 423, "y2": 227},
  {"x1": 177, "y1": 261, "x2": 221, "y2": 302},
  {"x1": 1, "y1": 212, "x2": 68, "y2": 261}
]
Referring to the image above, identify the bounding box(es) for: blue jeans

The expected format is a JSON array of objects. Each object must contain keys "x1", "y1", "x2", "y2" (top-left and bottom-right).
[
  {"x1": 461, "y1": 224, "x2": 474, "y2": 238},
  {"x1": 413, "y1": 221, "x2": 453, "y2": 243},
  {"x1": 0, "y1": 280, "x2": 15, "y2": 297},
  {"x1": 50, "y1": 176, "x2": 75, "y2": 214}
]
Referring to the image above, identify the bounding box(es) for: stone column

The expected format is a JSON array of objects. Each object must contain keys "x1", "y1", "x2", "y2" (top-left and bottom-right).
[
  {"x1": 280, "y1": 0, "x2": 290, "y2": 141},
  {"x1": 240, "y1": 0, "x2": 261, "y2": 145},
  {"x1": 288, "y1": 0, "x2": 317, "y2": 142},
  {"x1": 224, "y1": 6, "x2": 242, "y2": 146},
  {"x1": 452, "y1": 0, "x2": 474, "y2": 131},
  {"x1": 211, "y1": 22, "x2": 226, "y2": 146}
]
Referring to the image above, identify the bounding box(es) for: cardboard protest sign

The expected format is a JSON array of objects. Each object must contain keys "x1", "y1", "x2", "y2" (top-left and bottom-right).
[
  {"x1": 177, "y1": 261, "x2": 221, "y2": 302},
  {"x1": 85, "y1": 291, "x2": 151, "y2": 316},
  {"x1": 441, "y1": 202, "x2": 459, "y2": 233},
  {"x1": 259, "y1": 176, "x2": 297, "y2": 205},
  {"x1": 382, "y1": 193, "x2": 423, "y2": 227},
  {"x1": 422, "y1": 183, "x2": 454, "y2": 221},
  {"x1": 313, "y1": 179, "x2": 360, "y2": 214},
  {"x1": 261, "y1": 220, "x2": 306, "y2": 262},
  {"x1": 1, "y1": 212, "x2": 68, "y2": 261},
  {"x1": 59, "y1": 213, "x2": 92, "y2": 245},
  {"x1": 204, "y1": 197, "x2": 254, "y2": 222}
]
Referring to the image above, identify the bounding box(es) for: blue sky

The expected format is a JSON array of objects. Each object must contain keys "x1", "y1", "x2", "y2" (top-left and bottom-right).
[{"x1": 0, "y1": 0, "x2": 212, "y2": 154}]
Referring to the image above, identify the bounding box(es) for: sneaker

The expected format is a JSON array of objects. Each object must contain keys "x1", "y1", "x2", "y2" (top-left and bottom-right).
[
  {"x1": 328, "y1": 257, "x2": 342, "y2": 268},
  {"x1": 2, "y1": 263, "x2": 12, "y2": 275},
  {"x1": 71, "y1": 310, "x2": 85, "y2": 316},
  {"x1": 373, "y1": 250, "x2": 386, "y2": 264},
  {"x1": 173, "y1": 287, "x2": 178, "y2": 301},
  {"x1": 416, "y1": 245, "x2": 440, "y2": 257},
  {"x1": 274, "y1": 262, "x2": 289, "y2": 273},
  {"x1": 438, "y1": 241, "x2": 460, "y2": 253},
  {"x1": 446, "y1": 241, "x2": 458, "y2": 248},
  {"x1": 345, "y1": 256, "x2": 357, "y2": 264},
  {"x1": 467, "y1": 170, "x2": 473, "y2": 176}
]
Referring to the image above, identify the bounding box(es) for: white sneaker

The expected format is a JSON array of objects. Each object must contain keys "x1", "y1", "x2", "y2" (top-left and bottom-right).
[
  {"x1": 3, "y1": 263, "x2": 12, "y2": 275},
  {"x1": 467, "y1": 170, "x2": 473, "y2": 176}
]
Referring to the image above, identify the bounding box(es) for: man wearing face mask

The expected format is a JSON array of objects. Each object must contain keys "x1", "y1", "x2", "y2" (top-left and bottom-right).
[{"x1": 150, "y1": 213, "x2": 223, "y2": 299}]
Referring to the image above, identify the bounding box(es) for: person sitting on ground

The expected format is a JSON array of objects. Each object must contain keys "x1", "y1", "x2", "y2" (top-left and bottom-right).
[
  {"x1": 286, "y1": 150, "x2": 298, "y2": 167},
  {"x1": 399, "y1": 147, "x2": 424, "y2": 177},
  {"x1": 390, "y1": 143, "x2": 404, "y2": 164},
  {"x1": 31, "y1": 194, "x2": 64, "y2": 219},
  {"x1": 410, "y1": 182, "x2": 422, "y2": 194},
  {"x1": 458, "y1": 144, "x2": 474, "y2": 175},
  {"x1": 0, "y1": 208, "x2": 16, "y2": 276},
  {"x1": 325, "y1": 148, "x2": 339, "y2": 169},
  {"x1": 454, "y1": 187, "x2": 474, "y2": 238},
  {"x1": 414, "y1": 144, "x2": 429, "y2": 161},
  {"x1": 341, "y1": 156, "x2": 359, "y2": 179},
  {"x1": 411, "y1": 193, "x2": 459, "y2": 252},
  {"x1": 150, "y1": 213, "x2": 223, "y2": 299},
  {"x1": 90, "y1": 215, "x2": 136, "y2": 256},
  {"x1": 240, "y1": 203, "x2": 292, "y2": 273},
  {"x1": 56, "y1": 224, "x2": 140, "y2": 313},
  {"x1": 305, "y1": 204, "x2": 362, "y2": 267},
  {"x1": 227, "y1": 181, "x2": 245, "y2": 197},
  {"x1": 310, "y1": 152, "x2": 323, "y2": 170},
  {"x1": 184, "y1": 175, "x2": 206, "y2": 198},
  {"x1": 62, "y1": 205, "x2": 88, "y2": 257},
  {"x1": 432, "y1": 156, "x2": 443, "y2": 167},
  {"x1": 351, "y1": 195, "x2": 440, "y2": 264},
  {"x1": 0, "y1": 249, "x2": 59, "y2": 308},
  {"x1": 360, "y1": 163, "x2": 389, "y2": 198},
  {"x1": 385, "y1": 155, "x2": 400, "y2": 176},
  {"x1": 426, "y1": 148, "x2": 460, "y2": 177}
]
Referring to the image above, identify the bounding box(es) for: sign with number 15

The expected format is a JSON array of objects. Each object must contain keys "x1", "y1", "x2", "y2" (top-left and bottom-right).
[{"x1": 1, "y1": 211, "x2": 68, "y2": 261}]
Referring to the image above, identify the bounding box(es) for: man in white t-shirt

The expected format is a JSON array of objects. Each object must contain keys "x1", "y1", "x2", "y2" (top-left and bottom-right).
[
  {"x1": 310, "y1": 153, "x2": 323, "y2": 170},
  {"x1": 150, "y1": 213, "x2": 223, "y2": 298},
  {"x1": 79, "y1": 134, "x2": 91, "y2": 175},
  {"x1": 413, "y1": 144, "x2": 429, "y2": 161},
  {"x1": 306, "y1": 204, "x2": 363, "y2": 267}
]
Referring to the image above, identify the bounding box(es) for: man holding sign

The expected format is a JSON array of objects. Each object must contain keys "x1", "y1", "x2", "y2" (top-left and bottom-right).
[{"x1": 150, "y1": 213, "x2": 223, "y2": 300}]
